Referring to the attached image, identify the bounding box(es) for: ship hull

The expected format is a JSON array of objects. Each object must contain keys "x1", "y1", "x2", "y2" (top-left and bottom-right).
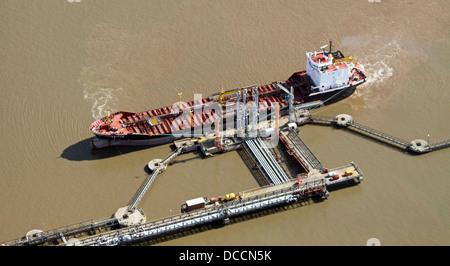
[
  {"x1": 91, "y1": 135, "x2": 177, "y2": 149},
  {"x1": 91, "y1": 82, "x2": 363, "y2": 149},
  {"x1": 89, "y1": 48, "x2": 367, "y2": 149},
  {"x1": 306, "y1": 83, "x2": 358, "y2": 104}
]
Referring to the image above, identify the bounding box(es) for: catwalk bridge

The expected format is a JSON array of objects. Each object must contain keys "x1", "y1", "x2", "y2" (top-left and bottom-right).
[
  {"x1": 300, "y1": 113, "x2": 450, "y2": 154},
  {"x1": 279, "y1": 130, "x2": 324, "y2": 173}
]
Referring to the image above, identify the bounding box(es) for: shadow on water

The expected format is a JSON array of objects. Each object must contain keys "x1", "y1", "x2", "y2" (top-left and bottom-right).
[
  {"x1": 61, "y1": 137, "x2": 208, "y2": 162},
  {"x1": 60, "y1": 137, "x2": 158, "y2": 161}
]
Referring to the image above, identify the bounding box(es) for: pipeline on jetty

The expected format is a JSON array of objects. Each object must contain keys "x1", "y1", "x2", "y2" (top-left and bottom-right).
[{"x1": 244, "y1": 137, "x2": 291, "y2": 185}]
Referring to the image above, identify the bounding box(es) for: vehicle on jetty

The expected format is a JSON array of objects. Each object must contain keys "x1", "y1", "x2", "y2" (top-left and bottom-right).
[{"x1": 89, "y1": 42, "x2": 366, "y2": 148}]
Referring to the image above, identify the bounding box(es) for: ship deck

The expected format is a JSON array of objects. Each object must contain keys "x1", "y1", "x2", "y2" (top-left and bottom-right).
[
  {"x1": 90, "y1": 64, "x2": 364, "y2": 139},
  {"x1": 92, "y1": 81, "x2": 309, "y2": 137}
]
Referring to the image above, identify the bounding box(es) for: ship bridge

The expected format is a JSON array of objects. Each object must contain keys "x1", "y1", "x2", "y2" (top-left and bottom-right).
[{"x1": 306, "y1": 43, "x2": 353, "y2": 92}]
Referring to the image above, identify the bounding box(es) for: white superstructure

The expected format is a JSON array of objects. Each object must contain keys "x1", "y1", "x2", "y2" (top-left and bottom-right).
[{"x1": 306, "y1": 48, "x2": 356, "y2": 94}]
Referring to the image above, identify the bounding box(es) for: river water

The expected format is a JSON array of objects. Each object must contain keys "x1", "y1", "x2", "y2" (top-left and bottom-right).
[{"x1": 1, "y1": 0, "x2": 449, "y2": 245}]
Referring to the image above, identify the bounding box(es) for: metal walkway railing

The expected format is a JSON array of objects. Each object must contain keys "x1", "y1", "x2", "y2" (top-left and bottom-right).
[
  {"x1": 349, "y1": 122, "x2": 410, "y2": 148},
  {"x1": 308, "y1": 115, "x2": 449, "y2": 154},
  {"x1": 310, "y1": 115, "x2": 409, "y2": 148},
  {"x1": 128, "y1": 147, "x2": 182, "y2": 212},
  {"x1": 283, "y1": 130, "x2": 324, "y2": 171},
  {"x1": 127, "y1": 170, "x2": 161, "y2": 212},
  {"x1": 0, "y1": 217, "x2": 118, "y2": 246},
  {"x1": 244, "y1": 138, "x2": 291, "y2": 185}
]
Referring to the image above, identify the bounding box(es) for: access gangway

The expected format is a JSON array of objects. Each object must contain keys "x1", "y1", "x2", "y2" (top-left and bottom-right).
[
  {"x1": 306, "y1": 114, "x2": 450, "y2": 154},
  {"x1": 279, "y1": 129, "x2": 324, "y2": 172},
  {"x1": 0, "y1": 217, "x2": 119, "y2": 246},
  {"x1": 427, "y1": 139, "x2": 450, "y2": 152}
]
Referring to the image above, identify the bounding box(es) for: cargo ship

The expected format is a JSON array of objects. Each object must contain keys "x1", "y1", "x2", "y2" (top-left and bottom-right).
[{"x1": 89, "y1": 42, "x2": 366, "y2": 148}]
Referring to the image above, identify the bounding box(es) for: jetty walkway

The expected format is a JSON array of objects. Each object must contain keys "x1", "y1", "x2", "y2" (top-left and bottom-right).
[{"x1": 300, "y1": 113, "x2": 450, "y2": 154}]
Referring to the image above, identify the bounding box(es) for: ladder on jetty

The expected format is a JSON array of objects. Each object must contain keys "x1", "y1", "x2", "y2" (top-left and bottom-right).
[
  {"x1": 306, "y1": 114, "x2": 450, "y2": 154},
  {"x1": 244, "y1": 137, "x2": 291, "y2": 185}
]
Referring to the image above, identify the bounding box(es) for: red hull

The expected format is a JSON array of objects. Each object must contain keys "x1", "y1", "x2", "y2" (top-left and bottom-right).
[{"x1": 90, "y1": 50, "x2": 366, "y2": 146}]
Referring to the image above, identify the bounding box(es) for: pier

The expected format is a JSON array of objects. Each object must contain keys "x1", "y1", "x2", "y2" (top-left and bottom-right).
[
  {"x1": 301, "y1": 113, "x2": 450, "y2": 154},
  {"x1": 1, "y1": 103, "x2": 448, "y2": 246},
  {"x1": 1, "y1": 124, "x2": 364, "y2": 246}
]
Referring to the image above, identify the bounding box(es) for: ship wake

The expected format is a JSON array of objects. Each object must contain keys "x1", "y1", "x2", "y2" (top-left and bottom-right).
[
  {"x1": 341, "y1": 35, "x2": 407, "y2": 109},
  {"x1": 83, "y1": 86, "x2": 123, "y2": 119}
]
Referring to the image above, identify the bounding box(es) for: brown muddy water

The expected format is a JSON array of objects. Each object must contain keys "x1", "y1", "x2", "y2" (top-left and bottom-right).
[{"x1": 0, "y1": 0, "x2": 449, "y2": 245}]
